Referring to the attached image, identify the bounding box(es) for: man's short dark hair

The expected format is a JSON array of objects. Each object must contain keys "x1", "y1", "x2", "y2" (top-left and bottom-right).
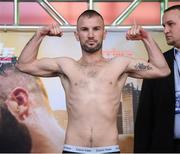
[
  {"x1": 77, "y1": 9, "x2": 104, "y2": 23},
  {"x1": 164, "y1": 5, "x2": 180, "y2": 13},
  {"x1": 0, "y1": 102, "x2": 32, "y2": 152}
]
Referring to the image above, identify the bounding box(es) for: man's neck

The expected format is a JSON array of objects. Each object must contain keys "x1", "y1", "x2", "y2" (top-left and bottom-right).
[
  {"x1": 80, "y1": 51, "x2": 105, "y2": 65},
  {"x1": 174, "y1": 42, "x2": 180, "y2": 49},
  {"x1": 25, "y1": 108, "x2": 65, "y2": 152}
]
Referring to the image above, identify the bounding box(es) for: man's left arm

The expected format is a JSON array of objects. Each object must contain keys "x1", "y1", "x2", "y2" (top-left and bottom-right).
[{"x1": 126, "y1": 25, "x2": 170, "y2": 78}]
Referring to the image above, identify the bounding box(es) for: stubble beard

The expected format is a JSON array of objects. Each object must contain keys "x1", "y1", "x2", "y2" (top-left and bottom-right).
[
  {"x1": 166, "y1": 39, "x2": 175, "y2": 46},
  {"x1": 81, "y1": 42, "x2": 103, "y2": 53}
]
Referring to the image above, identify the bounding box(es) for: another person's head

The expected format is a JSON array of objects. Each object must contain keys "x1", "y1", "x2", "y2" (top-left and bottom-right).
[
  {"x1": 0, "y1": 63, "x2": 65, "y2": 152},
  {"x1": 0, "y1": 101, "x2": 32, "y2": 152},
  {"x1": 0, "y1": 63, "x2": 50, "y2": 115},
  {"x1": 75, "y1": 10, "x2": 106, "y2": 53},
  {"x1": 163, "y1": 5, "x2": 180, "y2": 48}
]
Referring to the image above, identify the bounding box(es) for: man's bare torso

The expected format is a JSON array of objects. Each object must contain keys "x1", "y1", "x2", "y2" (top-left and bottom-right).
[{"x1": 59, "y1": 57, "x2": 128, "y2": 147}]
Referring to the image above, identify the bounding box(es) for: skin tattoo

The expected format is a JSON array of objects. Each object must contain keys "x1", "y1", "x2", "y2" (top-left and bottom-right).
[{"x1": 134, "y1": 63, "x2": 152, "y2": 71}]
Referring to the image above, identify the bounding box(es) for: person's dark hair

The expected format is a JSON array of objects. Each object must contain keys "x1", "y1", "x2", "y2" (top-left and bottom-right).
[
  {"x1": 77, "y1": 9, "x2": 104, "y2": 23},
  {"x1": 164, "y1": 5, "x2": 180, "y2": 13},
  {"x1": 0, "y1": 102, "x2": 32, "y2": 152},
  {"x1": 0, "y1": 61, "x2": 16, "y2": 75}
]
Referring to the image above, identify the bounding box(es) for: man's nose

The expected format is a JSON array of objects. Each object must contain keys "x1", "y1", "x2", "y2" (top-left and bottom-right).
[
  {"x1": 163, "y1": 26, "x2": 169, "y2": 34},
  {"x1": 88, "y1": 30, "x2": 94, "y2": 38}
]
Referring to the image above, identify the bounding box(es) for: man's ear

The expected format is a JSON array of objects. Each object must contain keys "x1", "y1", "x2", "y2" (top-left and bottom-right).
[
  {"x1": 103, "y1": 30, "x2": 107, "y2": 40},
  {"x1": 5, "y1": 87, "x2": 29, "y2": 121},
  {"x1": 74, "y1": 31, "x2": 80, "y2": 41}
]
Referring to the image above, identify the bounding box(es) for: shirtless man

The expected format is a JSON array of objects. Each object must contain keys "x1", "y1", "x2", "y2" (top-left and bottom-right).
[{"x1": 16, "y1": 10, "x2": 170, "y2": 153}]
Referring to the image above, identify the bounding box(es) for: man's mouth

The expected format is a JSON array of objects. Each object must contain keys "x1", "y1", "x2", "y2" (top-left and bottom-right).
[
  {"x1": 87, "y1": 41, "x2": 96, "y2": 46},
  {"x1": 166, "y1": 35, "x2": 172, "y2": 39}
]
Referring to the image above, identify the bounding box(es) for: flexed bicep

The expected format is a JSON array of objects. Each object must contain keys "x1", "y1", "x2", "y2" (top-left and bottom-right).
[
  {"x1": 126, "y1": 24, "x2": 170, "y2": 79},
  {"x1": 126, "y1": 58, "x2": 167, "y2": 79},
  {"x1": 17, "y1": 24, "x2": 64, "y2": 77},
  {"x1": 16, "y1": 57, "x2": 63, "y2": 77}
]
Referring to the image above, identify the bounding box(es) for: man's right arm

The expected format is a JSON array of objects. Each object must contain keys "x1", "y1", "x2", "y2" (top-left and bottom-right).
[{"x1": 16, "y1": 25, "x2": 64, "y2": 77}]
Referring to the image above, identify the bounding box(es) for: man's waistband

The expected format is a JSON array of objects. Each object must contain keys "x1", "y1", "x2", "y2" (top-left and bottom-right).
[{"x1": 63, "y1": 144, "x2": 120, "y2": 153}]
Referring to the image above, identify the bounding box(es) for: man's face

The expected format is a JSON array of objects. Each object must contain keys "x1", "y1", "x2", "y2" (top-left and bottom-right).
[
  {"x1": 162, "y1": 9, "x2": 180, "y2": 48},
  {"x1": 76, "y1": 16, "x2": 106, "y2": 53}
]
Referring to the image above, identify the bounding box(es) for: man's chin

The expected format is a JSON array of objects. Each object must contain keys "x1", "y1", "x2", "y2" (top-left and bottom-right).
[
  {"x1": 166, "y1": 40, "x2": 174, "y2": 46},
  {"x1": 84, "y1": 50, "x2": 98, "y2": 54},
  {"x1": 83, "y1": 46, "x2": 99, "y2": 53},
  {"x1": 82, "y1": 43, "x2": 102, "y2": 53}
]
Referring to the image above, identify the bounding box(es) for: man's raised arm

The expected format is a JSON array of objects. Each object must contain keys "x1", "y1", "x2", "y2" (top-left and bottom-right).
[
  {"x1": 16, "y1": 24, "x2": 63, "y2": 76},
  {"x1": 126, "y1": 25, "x2": 170, "y2": 78}
]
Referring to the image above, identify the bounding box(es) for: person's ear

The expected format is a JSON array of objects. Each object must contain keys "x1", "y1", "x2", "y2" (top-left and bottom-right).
[
  {"x1": 5, "y1": 87, "x2": 29, "y2": 121},
  {"x1": 103, "y1": 30, "x2": 107, "y2": 40},
  {"x1": 74, "y1": 31, "x2": 80, "y2": 41}
]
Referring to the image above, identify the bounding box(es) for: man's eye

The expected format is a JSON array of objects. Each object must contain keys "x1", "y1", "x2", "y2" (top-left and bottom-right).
[
  {"x1": 81, "y1": 28, "x2": 88, "y2": 31},
  {"x1": 94, "y1": 27, "x2": 100, "y2": 31},
  {"x1": 168, "y1": 22, "x2": 174, "y2": 26}
]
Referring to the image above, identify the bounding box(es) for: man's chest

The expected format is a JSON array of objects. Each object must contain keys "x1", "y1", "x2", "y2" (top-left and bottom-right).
[
  {"x1": 61, "y1": 60, "x2": 127, "y2": 89},
  {"x1": 66, "y1": 67, "x2": 125, "y2": 92}
]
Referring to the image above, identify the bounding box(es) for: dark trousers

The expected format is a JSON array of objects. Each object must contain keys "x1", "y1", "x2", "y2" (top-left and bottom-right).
[{"x1": 174, "y1": 139, "x2": 180, "y2": 152}]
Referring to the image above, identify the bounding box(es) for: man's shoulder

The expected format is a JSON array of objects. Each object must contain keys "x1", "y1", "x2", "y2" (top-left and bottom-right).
[
  {"x1": 55, "y1": 57, "x2": 79, "y2": 68},
  {"x1": 57, "y1": 57, "x2": 77, "y2": 63},
  {"x1": 163, "y1": 48, "x2": 174, "y2": 55},
  {"x1": 110, "y1": 56, "x2": 130, "y2": 62},
  {"x1": 163, "y1": 48, "x2": 174, "y2": 59}
]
